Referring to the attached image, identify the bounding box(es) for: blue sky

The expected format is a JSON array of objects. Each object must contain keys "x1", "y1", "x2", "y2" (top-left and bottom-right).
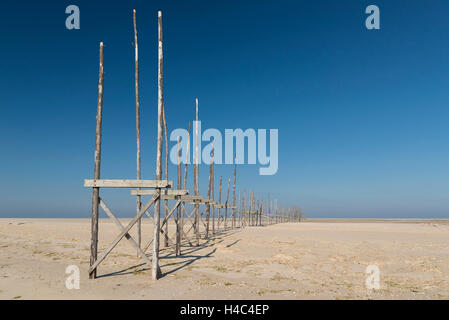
[{"x1": 0, "y1": 0, "x2": 448, "y2": 218}]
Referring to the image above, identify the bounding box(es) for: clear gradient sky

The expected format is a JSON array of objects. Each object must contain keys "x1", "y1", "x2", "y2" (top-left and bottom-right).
[{"x1": 1, "y1": 0, "x2": 448, "y2": 218}]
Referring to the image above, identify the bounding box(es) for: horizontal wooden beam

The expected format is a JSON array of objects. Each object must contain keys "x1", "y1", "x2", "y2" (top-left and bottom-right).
[
  {"x1": 160, "y1": 194, "x2": 202, "y2": 200},
  {"x1": 160, "y1": 195, "x2": 176, "y2": 200},
  {"x1": 84, "y1": 179, "x2": 172, "y2": 188},
  {"x1": 130, "y1": 189, "x2": 188, "y2": 196},
  {"x1": 182, "y1": 195, "x2": 203, "y2": 201}
]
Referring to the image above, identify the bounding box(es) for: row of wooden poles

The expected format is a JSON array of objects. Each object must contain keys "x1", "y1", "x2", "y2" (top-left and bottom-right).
[{"x1": 87, "y1": 10, "x2": 302, "y2": 281}]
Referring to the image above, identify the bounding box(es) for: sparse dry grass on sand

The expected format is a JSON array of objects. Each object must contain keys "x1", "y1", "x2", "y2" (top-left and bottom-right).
[{"x1": 0, "y1": 218, "x2": 448, "y2": 299}]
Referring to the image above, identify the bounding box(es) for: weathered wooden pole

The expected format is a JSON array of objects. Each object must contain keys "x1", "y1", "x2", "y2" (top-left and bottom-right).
[
  {"x1": 152, "y1": 10, "x2": 163, "y2": 280},
  {"x1": 232, "y1": 155, "x2": 236, "y2": 229},
  {"x1": 211, "y1": 149, "x2": 215, "y2": 234},
  {"x1": 225, "y1": 179, "x2": 230, "y2": 229},
  {"x1": 183, "y1": 122, "x2": 191, "y2": 190},
  {"x1": 242, "y1": 191, "x2": 246, "y2": 228},
  {"x1": 247, "y1": 191, "x2": 251, "y2": 227},
  {"x1": 238, "y1": 190, "x2": 241, "y2": 228},
  {"x1": 176, "y1": 136, "x2": 181, "y2": 256},
  {"x1": 275, "y1": 201, "x2": 277, "y2": 224},
  {"x1": 245, "y1": 191, "x2": 248, "y2": 227},
  {"x1": 250, "y1": 192, "x2": 253, "y2": 226},
  {"x1": 258, "y1": 197, "x2": 260, "y2": 226},
  {"x1": 89, "y1": 41, "x2": 104, "y2": 279},
  {"x1": 256, "y1": 196, "x2": 259, "y2": 226},
  {"x1": 205, "y1": 143, "x2": 213, "y2": 238},
  {"x1": 162, "y1": 102, "x2": 169, "y2": 248},
  {"x1": 133, "y1": 10, "x2": 142, "y2": 252},
  {"x1": 255, "y1": 198, "x2": 259, "y2": 226},
  {"x1": 274, "y1": 200, "x2": 276, "y2": 224},
  {"x1": 267, "y1": 196, "x2": 270, "y2": 225},
  {"x1": 253, "y1": 194, "x2": 256, "y2": 226},
  {"x1": 181, "y1": 122, "x2": 191, "y2": 243},
  {"x1": 254, "y1": 194, "x2": 257, "y2": 226},
  {"x1": 194, "y1": 98, "x2": 200, "y2": 245},
  {"x1": 276, "y1": 200, "x2": 278, "y2": 224},
  {"x1": 218, "y1": 176, "x2": 222, "y2": 230}
]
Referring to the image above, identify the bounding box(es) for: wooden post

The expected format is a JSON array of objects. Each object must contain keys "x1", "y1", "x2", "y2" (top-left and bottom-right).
[
  {"x1": 275, "y1": 199, "x2": 279, "y2": 223},
  {"x1": 247, "y1": 191, "x2": 251, "y2": 227},
  {"x1": 253, "y1": 193, "x2": 256, "y2": 226},
  {"x1": 162, "y1": 100, "x2": 169, "y2": 248},
  {"x1": 218, "y1": 176, "x2": 222, "y2": 231},
  {"x1": 250, "y1": 192, "x2": 253, "y2": 226},
  {"x1": 255, "y1": 197, "x2": 258, "y2": 226},
  {"x1": 176, "y1": 137, "x2": 181, "y2": 256},
  {"x1": 276, "y1": 200, "x2": 278, "y2": 224},
  {"x1": 133, "y1": 10, "x2": 142, "y2": 253},
  {"x1": 205, "y1": 143, "x2": 213, "y2": 238},
  {"x1": 182, "y1": 122, "x2": 190, "y2": 243},
  {"x1": 256, "y1": 196, "x2": 258, "y2": 226},
  {"x1": 251, "y1": 192, "x2": 256, "y2": 227},
  {"x1": 211, "y1": 149, "x2": 215, "y2": 234},
  {"x1": 152, "y1": 10, "x2": 163, "y2": 281},
  {"x1": 225, "y1": 178, "x2": 230, "y2": 229},
  {"x1": 245, "y1": 191, "x2": 247, "y2": 227},
  {"x1": 89, "y1": 42, "x2": 104, "y2": 279},
  {"x1": 257, "y1": 197, "x2": 259, "y2": 226},
  {"x1": 184, "y1": 122, "x2": 191, "y2": 190},
  {"x1": 194, "y1": 98, "x2": 199, "y2": 246},
  {"x1": 258, "y1": 199, "x2": 260, "y2": 226},
  {"x1": 238, "y1": 190, "x2": 241, "y2": 228},
  {"x1": 242, "y1": 191, "x2": 246, "y2": 228},
  {"x1": 269, "y1": 200, "x2": 272, "y2": 225},
  {"x1": 258, "y1": 198, "x2": 260, "y2": 226},
  {"x1": 232, "y1": 155, "x2": 236, "y2": 229},
  {"x1": 274, "y1": 200, "x2": 276, "y2": 224}
]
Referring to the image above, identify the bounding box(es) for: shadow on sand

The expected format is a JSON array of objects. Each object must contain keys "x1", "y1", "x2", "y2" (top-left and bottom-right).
[{"x1": 96, "y1": 228, "x2": 241, "y2": 279}]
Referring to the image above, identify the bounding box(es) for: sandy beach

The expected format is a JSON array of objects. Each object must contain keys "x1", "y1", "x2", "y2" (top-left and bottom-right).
[{"x1": 0, "y1": 218, "x2": 448, "y2": 299}]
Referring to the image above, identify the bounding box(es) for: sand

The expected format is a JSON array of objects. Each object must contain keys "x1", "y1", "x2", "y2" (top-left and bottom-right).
[{"x1": 0, "y1": 218, "x2": 448, "y2": 299}]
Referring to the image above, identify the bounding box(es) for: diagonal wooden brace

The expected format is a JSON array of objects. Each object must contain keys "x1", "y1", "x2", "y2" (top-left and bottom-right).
[
  {"x1": 99, "y1": 199, "x2": 151, "y2": 267},
  {"x1": 161, "y1": 200, "x2": 181, "y2": 228},
  {"x1": 142, "y1": 200, "x2": 181, "y2": 253},
  {"x1": 89, "y1": 194, "x2": 159, "y2": 273}
]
